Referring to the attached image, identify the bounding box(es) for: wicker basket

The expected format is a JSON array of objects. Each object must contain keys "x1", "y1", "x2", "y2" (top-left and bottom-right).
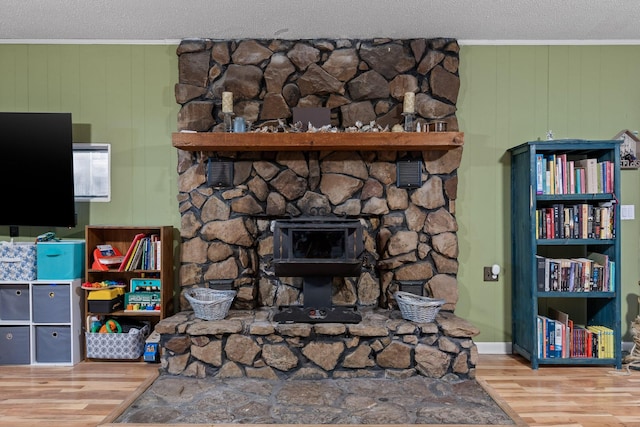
[
  {"x1": 184, "y1": 288, "x2": 236, "y2": 321},
  {"x1": 394, "y1": 291, "x2": 445, "y2": 323}
]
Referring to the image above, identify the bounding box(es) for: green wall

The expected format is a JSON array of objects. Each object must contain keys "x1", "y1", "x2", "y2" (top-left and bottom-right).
[
  {"x1": 0, "y1": 44, "x2": 180, "y2": 234},
  {"x1": 1, "y1": 43, "x2": 638, "y2": 343},
  {"x1": 457, "y1": 45, "x2": 640, "y2": 343}
]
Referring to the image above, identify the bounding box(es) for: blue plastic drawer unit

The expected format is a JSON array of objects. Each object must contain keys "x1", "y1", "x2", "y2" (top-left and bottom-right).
[{"x1": 37, "y1": 240, "x2": 85, "y2": 280}]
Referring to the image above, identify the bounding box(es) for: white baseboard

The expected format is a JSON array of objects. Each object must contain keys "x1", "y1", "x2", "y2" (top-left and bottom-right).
[
  {"x1": 477, "y1": 341, "x2": 635, "y2": 354},
  {"x1": 476, "y1": 342, "x2": 511, "y2": 354}
]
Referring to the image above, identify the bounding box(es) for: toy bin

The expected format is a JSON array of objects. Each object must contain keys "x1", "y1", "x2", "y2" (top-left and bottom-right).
[
  {"x1": 36, "y1": 240, "x2": 85, "y2": 280},
  {"x1": 35, "y1": 326, "x2": 71, "y2": 363},
  {"x1": 0, "y1": 326, "x2": 30, "y2": 364},
  {"x1": 85, "y1": 322, "x2": 149, "y2": 359},
  {"x1": 0, "y1": 284, "x2": 30, "y2": 321}
]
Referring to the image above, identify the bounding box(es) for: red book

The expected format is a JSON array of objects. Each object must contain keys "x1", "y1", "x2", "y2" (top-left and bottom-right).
[{"x1": 118, "y1": 233, "x2": 146, "y2": 272}]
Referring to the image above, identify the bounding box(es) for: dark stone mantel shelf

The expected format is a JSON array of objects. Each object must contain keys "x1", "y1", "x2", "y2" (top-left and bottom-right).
[{"x1": 172, "y1": 131, "x2": 464, "y2": 152}]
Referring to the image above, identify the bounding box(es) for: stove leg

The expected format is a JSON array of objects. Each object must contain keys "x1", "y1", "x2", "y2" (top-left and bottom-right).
[{"x1": 302, "y1": 276, "x2": 332, "y2": 309}]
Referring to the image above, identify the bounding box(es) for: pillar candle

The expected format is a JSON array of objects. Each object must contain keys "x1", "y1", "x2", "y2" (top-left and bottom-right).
[
  {"x1": 403, "y1": 92, "x2": 415, "y2": 114},
  {"x1": 222, "y1": 91, "x2": 233, "y2": 113}
]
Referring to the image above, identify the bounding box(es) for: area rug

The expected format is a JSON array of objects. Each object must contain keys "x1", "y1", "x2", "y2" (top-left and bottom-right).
[{"x1": 104, "y1": 374, "x2": 522, "y2": 426}]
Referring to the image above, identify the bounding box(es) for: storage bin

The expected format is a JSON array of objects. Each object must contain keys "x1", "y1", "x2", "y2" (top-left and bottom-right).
[
  {"x1": 85, "y1": 323, "x2": 149, "y2": 359},
  {"x1": 0, "y1": 242, "x2": 37, "y2": 281},
  {"x1": 0, "y1": 284, "x2": 30, "y2": 321},
  {"x1": 35, "y1": 325, "x2": 71, "y2": 363},
  {"x1": 32, "y1": 284, "x2": 70, "y2": 323},
  {"x1": 0, "y1": 326, "x2": 30, "y2": 364},
  {"x1": 36, "y1": 240, "x2": 85, "y2": 280}
]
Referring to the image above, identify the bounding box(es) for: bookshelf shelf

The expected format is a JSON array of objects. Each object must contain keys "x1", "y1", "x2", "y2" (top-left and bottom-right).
[
  {"x1": 536, "y1": 291, "x2": 616, "y2": 298},
  {"x1": 83, "y1": 225, "x2": 174, "y2": 361},
  {"x1": 508, "y1": 140, "x2": 622, "y2": 369},
  {"x1": 536, "y1": 238, "x2": 616, "y2": 246}
]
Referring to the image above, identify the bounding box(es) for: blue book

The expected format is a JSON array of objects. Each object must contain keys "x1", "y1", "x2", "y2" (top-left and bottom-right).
[
  {"x1": 547, "y1": 318, "x2": 556, "y2": 358},
  {"x1": 536, "y1": 154, "x2": 544, "y2": 194}
]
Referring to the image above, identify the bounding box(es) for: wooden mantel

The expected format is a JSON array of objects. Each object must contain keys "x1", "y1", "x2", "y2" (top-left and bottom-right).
[{"x1": 172, "y1": 131, "x2": 464, "y2": 152}]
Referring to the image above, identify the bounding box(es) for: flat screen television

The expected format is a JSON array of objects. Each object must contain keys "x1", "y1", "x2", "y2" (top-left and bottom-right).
[{"x1": 0, "y1": 112, "x2": 76, "y2": 229}]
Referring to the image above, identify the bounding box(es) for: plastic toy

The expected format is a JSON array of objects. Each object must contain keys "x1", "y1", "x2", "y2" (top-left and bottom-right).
[
  {"x1": 91, "y1": 246, "x2": 124, "y2": 271},
  {"x1": 81, "y1": 280, "x2": 126, "y2": 290},
  {"x1": 96, "y1": 318, "x2": 122, "y2": 333}
]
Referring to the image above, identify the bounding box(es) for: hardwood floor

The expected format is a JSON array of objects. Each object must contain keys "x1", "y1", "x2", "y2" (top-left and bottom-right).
[
  {"x1": 479, "y1": 355, "x2": 640, "y2": 427},
  {"x1": 0, "y1": 354, "x2": 638, "y2": 427},
  {"x1": 0, "y1": 362, "x2": 158, "y2": 427}
]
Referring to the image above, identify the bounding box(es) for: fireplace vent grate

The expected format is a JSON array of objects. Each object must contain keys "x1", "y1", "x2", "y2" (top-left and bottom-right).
[
  {"x1": 396, "y1": 159, "x2": 422, "y2": 188},
  {"x1": 207, "y1": 158, "x2": 234, "y2": 188}
]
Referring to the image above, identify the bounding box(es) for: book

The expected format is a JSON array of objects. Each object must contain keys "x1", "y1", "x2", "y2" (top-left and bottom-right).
[
  {"x1": 587, "y1": 252, "x2": 609, "y2": 291},
  {"x1": 125, "y1": 238, "x2": 144, "y2": 271},
  {"x1": 548, "y1": 259, "x2": 560, "y2": 291},
  {"x1": 536, "y1": 154, "x2": 544, "y2": 194},
  {"x1": 575, "y1": 158, "x2": 598, "y2": 193},
  {"x1": 535, "y1": 255, "x2": 547, "y2": 291},
  {"x1": 546, "y1": 318, "x2": 557, "y2": 358},
  {"x1": 537, "y1": 315, "x2": 550, "y2": 358},
  {"x1": 128, "y1": 237, "x2": 148, "y2": 271},
  {"x1": 536, "y1": 315, "x2": 545, "y2": 358},
  {"x1": 118, "y1": 233, "x2": 146, "y2": 272},
  {"x1": 587, "y1": 326, "x2": 606, "y2": 358},
  {"x1": 554, "y1": 320, "x2": 563, "y2": 358},
  {"x1": 548, "y1": 307, "x2": 570, "y2": 358}
]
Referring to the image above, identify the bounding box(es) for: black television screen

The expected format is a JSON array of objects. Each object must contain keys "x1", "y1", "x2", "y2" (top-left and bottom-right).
[{"x1": 0, "y1": 112, "x2": 76, "y2": 228}]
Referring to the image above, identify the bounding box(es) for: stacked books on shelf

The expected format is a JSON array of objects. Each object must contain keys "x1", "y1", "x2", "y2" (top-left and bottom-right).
[
  {"x1": 536, "y1": 308, "x2": 614, "y2": 359},
  {"x1": 535, "y1": 202, "x2": 615, "y2": 240},
  {"x1": 536, "y1": 153, "x2": 614, "y2": 195},
  {"x1": 118, "y1": 233, "x2": 162, "y2": 272},
  {"x1": 535, "y1": 252, "x2": 615, "y2": 292}
]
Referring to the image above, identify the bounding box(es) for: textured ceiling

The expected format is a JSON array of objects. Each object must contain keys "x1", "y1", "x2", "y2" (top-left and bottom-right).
[{"x1": 2, "y1": 0, "x2": 640, "y2": 44}]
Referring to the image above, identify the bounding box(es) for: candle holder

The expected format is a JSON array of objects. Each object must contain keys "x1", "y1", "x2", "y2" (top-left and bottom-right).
[
  {"x1": 223, "y1": 112, "x2": 234, "y2": 133},
  {"x1": 402, "y1": 112, "x2": 416, "y2": 132}
]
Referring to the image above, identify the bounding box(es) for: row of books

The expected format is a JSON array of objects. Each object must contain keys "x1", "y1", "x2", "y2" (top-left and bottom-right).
[
  {"x1": 536, "y1": 202, "x2": 615, "y2": 240},
  {"x1": 535, "y1": 153, "x2": 614, "y2": 195},
  {"x1": 535, "y1": 252, "x2": 615, "y2": 292},
  {"x1": 537, "y1": 308, "x2": 614, "y2": 359},
  {"x1": 118, "y1": 233, "x2": 162, "y2": 271}
]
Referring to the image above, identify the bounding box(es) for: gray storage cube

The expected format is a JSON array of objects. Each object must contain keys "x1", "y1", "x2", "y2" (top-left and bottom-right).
[
  {"x1": 32, "y1": 284, "x2": 70, "y2": 323},
  {"x1": 0, "y1": 284, "x2": 30, "y2": 321},
  {"x1": 0, "y1": 326, "x2": 30, "y2": 364},
  {"x1": 35, "y1": 326, "x2": 71, "y2": 363}
]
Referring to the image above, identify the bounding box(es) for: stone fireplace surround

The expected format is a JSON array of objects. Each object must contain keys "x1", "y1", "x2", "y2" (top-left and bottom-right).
[{"x1": 158, "y1": 37, "x2": 479, "y2": 380}]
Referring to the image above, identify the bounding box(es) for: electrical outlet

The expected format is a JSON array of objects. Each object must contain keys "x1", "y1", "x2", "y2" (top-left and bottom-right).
[{"x1": 483, "y1": 266, "x2": 498, "y2": 282}]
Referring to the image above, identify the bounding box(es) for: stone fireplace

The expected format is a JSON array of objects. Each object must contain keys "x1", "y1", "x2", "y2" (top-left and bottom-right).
[
  {"x1": 157, "y1": 37, "x2": 479, "y2": 380},
  {"x1": 174, "y1": 37, "x2": 463, "y2": 312}
]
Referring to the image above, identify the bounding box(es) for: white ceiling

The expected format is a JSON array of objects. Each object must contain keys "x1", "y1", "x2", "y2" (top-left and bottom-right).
[{"x1": 2, "y1": 0, "x2": 640, "y2": 45}]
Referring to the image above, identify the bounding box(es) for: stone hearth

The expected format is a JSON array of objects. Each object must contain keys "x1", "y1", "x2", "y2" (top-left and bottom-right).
[{"x1": 156, "y1": 308, "x2": 480, "y2": 380}]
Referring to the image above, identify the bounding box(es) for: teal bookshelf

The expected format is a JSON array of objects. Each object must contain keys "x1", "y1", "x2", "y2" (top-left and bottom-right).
[{"x1": 508, "y1": 140, "x2": 622, "y2": 369}]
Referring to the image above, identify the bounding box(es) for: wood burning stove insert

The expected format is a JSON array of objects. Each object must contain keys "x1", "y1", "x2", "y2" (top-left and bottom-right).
[{"x1": 272, "y1": 217, "x2": 363, "y2": 323}]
